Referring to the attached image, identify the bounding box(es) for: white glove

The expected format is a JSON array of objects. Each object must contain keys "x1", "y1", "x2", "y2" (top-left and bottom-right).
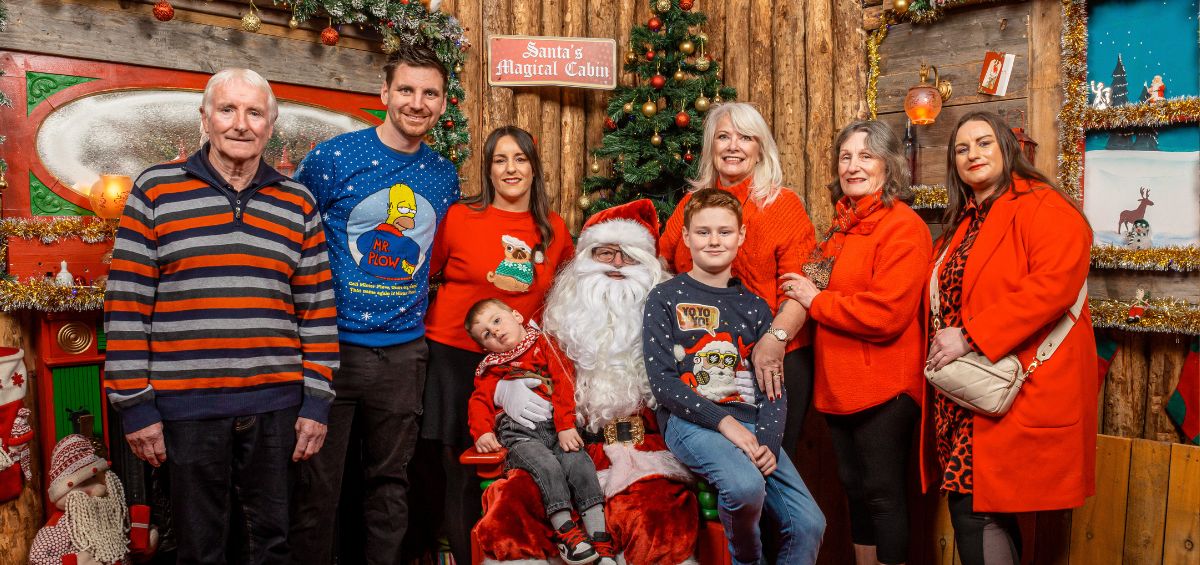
[
  {"x1": 735, "y1": 370, "x2": 756, "y2": 404},
  {"x1": 493, "y1": 377, "x2": 552, "y2": 429}
]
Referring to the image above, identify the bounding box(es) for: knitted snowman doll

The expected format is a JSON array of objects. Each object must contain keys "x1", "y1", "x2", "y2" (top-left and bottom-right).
[
  {"x1": 0, "y1": 347, "x2": 32, "y2": 502},
  {"x1": 29, "y1": 435, "x2": 131, "y2": 565}
]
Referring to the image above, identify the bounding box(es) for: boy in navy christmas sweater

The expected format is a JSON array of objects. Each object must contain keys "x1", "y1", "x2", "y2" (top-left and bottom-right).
[{"x1": 643, "y1": 189, "x2": 825, "y2": 565}]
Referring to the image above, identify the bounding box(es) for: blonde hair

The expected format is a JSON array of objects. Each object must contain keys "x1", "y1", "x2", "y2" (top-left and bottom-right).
[{"x1": 690, "y1": 102, "x2": 785, "y2": 207}]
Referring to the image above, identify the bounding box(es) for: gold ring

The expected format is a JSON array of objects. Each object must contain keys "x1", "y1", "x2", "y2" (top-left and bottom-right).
[{"x1": 784, "y1": 284, "x2": 793, "y2": 292}]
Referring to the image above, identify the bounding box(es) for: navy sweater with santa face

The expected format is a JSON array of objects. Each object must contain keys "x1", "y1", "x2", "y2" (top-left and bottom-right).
[{"x1": 642, "y1": 273, "x2": 785, "y2": 456}]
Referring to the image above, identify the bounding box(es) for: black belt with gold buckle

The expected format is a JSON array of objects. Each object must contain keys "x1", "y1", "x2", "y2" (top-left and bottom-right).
[{"x1": 599, "y1": 415, "x2": 645, "y2": 445}]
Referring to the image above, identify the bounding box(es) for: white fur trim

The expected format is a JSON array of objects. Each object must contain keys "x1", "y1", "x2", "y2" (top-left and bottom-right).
[
  {"x1": 595, "y1": 444, "x2": 694, "y2": 499},
  {"x1": 502, "y1": 234, "x2": 533, "y2": 251},
  {"x1": 577, "y1": 220, "x2": 655, "y2": 254},
  {"x1": 481, "y1": 559, "x2": 557, "y2": 565}
]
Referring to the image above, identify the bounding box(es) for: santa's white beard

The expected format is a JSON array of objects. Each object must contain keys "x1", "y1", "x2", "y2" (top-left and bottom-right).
[
  {"x1": 65, "y1": 472, "x2": 129, "y2": 565},
  {"x1": 543, "y1": 246, "x2": 668, "y2": 432}
]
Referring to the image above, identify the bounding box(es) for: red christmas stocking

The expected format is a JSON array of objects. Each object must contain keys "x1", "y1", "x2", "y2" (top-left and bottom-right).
[{"x1": 0, "y1": 347, "x2": 31, "y2": 502}]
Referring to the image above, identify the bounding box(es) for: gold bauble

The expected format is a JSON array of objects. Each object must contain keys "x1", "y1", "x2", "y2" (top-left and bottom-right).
[
  {"x1": 712, "y1": 93, "x2": 723, "y2": 104},
  {"x1": 694, "y1": 95, "x2": 710, "y2": 113},
  {"x1": 579, "y1": 195, "x2": 592, "y2": 209},
  {"x1": 695, "y1": 32, "x2": 708, "y2": 43},
  {"x1": 241, "y1": 10, "x2": 262, "y2": 32},
  {"x1": 892, "y1": 0, "x2": 909, "y2": 13},
  {"x1": 0, "y1": 174, "x2": 7, "y2": 190},
  {"x1": 454, "y1": 64, "x2": 464, "y2": 73},
  {"x1": 590, "y1": 161, "x2": 601, "y2": 174},
  {"x1": 288, "y1": 17, "x2": 300, "y2": 29},
  {"x1": 655, "y1": 0, "x2": 672, "y2": 12},
  {"x1": 382, "y1": 34, "x2": 401, "y2": 54},
  {"x1": 651, "y1": 133, "x2": 663, "y2": 146},
  {"x1": 641, "y1": 100, "x2": 658, "y2": 117},
  {"x1": 623, "y1": 102, "x2": 634, "y2": 114},
  {"x1": 694, "y1": 57, "x2": 711, "y2": 71},
  {"x1": 673, "y1": 69, "x2": 686, "y2": 81},
  {"x1": 679, "y1": 40, "x2": 695, "y2": 55},
  {"x1": 625, "y1": 50, "x2": 638, "y2": 64}
]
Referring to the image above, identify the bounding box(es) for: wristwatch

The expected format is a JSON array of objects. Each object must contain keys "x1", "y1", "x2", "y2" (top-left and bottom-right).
[{"x1": 766, "y1": 327, "x2": 789, "y2": 342}]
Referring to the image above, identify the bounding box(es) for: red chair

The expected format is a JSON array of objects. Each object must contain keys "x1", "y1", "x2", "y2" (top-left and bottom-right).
[{"x1": 460, "y1": 447, "x2": 730, "y2": 565}]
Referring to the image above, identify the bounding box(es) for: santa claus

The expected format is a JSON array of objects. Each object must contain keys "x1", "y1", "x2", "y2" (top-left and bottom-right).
[
  {"x1": 473, "y1": 200, "x2": 700, "y2": 564},
  {"x1": 30, "y1": 434, "x2": 133, "y2": 565}
]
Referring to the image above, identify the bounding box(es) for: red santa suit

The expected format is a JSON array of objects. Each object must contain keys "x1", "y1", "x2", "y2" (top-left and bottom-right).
[{"x1": 473, "y1": 200, "x2": 699, "y2": 565}]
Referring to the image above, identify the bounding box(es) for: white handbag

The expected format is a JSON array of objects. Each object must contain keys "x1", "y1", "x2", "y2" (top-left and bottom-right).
[{"x1": 925, "y1": 248, "x2": 1087, "y2": 416}]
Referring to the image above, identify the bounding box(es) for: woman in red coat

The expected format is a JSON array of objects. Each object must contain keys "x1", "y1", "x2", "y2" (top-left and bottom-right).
[
  {"x1": 781, "y1": 121, "x2": 930, "y2": 565},
  {"x1": 925, "y1": 111, "x2": 1096, "y2": 565}
]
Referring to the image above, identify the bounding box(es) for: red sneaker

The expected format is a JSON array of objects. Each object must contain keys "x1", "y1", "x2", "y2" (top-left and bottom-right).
[
  {"x1": 554, "y1": 520, "x2": 598, "y2": 565},
  {"x1": 590, "y1": 531, "x2": 617, "y2": 565}
]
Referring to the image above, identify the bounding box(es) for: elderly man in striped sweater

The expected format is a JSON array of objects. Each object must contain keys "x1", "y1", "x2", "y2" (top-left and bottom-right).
[{"x1": 103, "y1": 68, "x2": 339, "y2": 565}]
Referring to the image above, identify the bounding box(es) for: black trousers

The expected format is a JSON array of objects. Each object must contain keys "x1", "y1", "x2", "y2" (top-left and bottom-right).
[
  {"x1": 826, "y1": 394, "x2": 920, "y2": 564},
  {"x1": 781, "y1": 346, "x2": 814, "y2": 460},
  {"x1": 290, "y1": 340, "x2": 428, "y2": 565},
  {"x1": 163, "y1": 405, "x2": 298, "y2": 565},
  {"x1": 947, "y1": 492, "x2": 1022, "y2": 565}
]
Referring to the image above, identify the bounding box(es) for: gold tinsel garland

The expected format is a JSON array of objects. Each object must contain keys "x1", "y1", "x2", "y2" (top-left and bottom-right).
[
  {"x1": 905, "y1": 0, "x2": 1010, "y2": 24},
  {"x1": 910, "y1": 184, "x2": 949, "y2": 209},
  {"x1": 1080, "y1": 97, "x2": 1200, "y2": 129},
  {"x1": 865, "y1": 13, "x2": 895, "y2": 120},
  {"x1": 0, "y1": 217, "x2": 118, "y2": 243},
  {"x1": 1090, "y1": 298, "x2": 1200, "y2": 335},
  {"x1": 0, "y1": 279, "x2": 105, "y2": 312},
  {"x1": 1091, "y1": 245, "x2": 1200, "y2": 272},
  {"x1": 1056, "y1": 0, "x2": 1088, "y2": 201}
]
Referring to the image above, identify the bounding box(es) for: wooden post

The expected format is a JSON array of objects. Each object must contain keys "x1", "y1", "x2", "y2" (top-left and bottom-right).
[
  {"x1": 539, "y1": 0, "x2": 563, "y2": 213},
  {"x1": 483, "y1": 0, "x2": 515, "y2": 139},
  {"x1": 560, "y1": 0, "x2": 587, "y2": 230},
  {"x1": 511, "y1": 0, "x2": 542, "y2": 137},
  {"x1": 833, "y1": 0, "x2": 868, "y2": 126},
  {"x1": 804, "y1": 0, "x2": 835, "y2": 233},
  {"x1": 1147, "y1": 337, "x2": 1190, "y2": 443},
  {"x1": 454, "y1": 0, "x2": 483, "y2": 193},
  {"x1": 0, "y1": 313, "x2": 41, "y2": 564},
  {"x1": 773, "y1": 0, "x2": 807, "y2": 204},
  {"x1": 724, "y1": 0, "x2": 751, "y2": 103},
  {"x1": 1028, "y1": 0, "x2": 1063, "y2": 181},
  {"x1": 747, "y1": 0, "x2": 774, "y2": 126},
  {"x1": 1105, "y1": 334, "x2": 1149, "y2": 438}
]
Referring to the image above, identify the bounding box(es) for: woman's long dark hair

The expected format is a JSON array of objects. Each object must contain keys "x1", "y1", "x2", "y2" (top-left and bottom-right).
[
  {"x1": 939, "y1": 111, "x2": 1084, "y2": 254},
  {"x1": 465, "y1": 126, "x2": 554, "y2": 258}
]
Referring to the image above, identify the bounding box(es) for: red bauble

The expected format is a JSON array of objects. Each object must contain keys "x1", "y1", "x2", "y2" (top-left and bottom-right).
[
  {"x1": 444, "y1": 120, "x2": 455, "y2": 129},
  {"x1": 605, "y1": 117, "x2": 618, "y2": 130},
  {"x1": 650, "y1": 74, "x2": 666, "y2": 89},
  {"x1": 675, "y1": 111, "x2": 691, "y2": 128},
  {"x1": 645, "y1": 49, "x2": 656, "y2": 61},
  {"x1": 321, "y1": 26, "x2": 340, "y2": 46},
  {"x1": 684, "y1": 150, "x2": 694, "y2": 162},
  {"x1": 648, "y1": 16, "x2": 662, "y2": 31},
  {"x1": 450, "y1": 96, "x2": 459, "y2": 105},
  {"x1": 153, "y1": 0, "x2": 174, "y2": 21},
  {"x1": 680, "y1": 0, "x2": 694, "y2": 9}
]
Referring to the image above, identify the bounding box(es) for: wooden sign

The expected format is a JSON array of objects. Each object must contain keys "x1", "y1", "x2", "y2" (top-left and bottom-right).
[{"x1": 488, "y1": 35, "x2": 617, "y2": 90}]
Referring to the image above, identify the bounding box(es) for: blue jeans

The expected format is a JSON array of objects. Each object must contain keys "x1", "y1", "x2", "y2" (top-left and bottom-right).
[
  {"x1": 664, "y1": 416, "x2": 826, "y2": 565},
  {"x1": 162, "y1": 405, "x2": 298, "y2": 565}
]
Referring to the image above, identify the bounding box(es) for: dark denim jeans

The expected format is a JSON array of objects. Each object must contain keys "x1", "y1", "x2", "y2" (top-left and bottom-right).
[
  {"x1": 290, "y1": 340, "x2": 427, "y2": 565},
  {"x1": 163, "y1": 405, "x2": 299, "y2": 565},
  {"x1": 496, "y1": 414, "x2": 604, "y2": 516}
]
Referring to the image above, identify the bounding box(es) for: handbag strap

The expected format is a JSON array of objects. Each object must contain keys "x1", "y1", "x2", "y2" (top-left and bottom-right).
[{"x1": 928, "y1": 246, "x2": 1088, "y2": 376}]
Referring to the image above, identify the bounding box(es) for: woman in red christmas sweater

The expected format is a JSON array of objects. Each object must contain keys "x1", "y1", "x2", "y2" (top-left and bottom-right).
[
  {"x1": 658, "y1": 102, "x2": 818, "y2": 460},
  {"x1": 781, "y1": 121, "x2": 931, "y2": 565},
  {"x1": 415, "y1": 126, "x2": 575, "y2": 564}
]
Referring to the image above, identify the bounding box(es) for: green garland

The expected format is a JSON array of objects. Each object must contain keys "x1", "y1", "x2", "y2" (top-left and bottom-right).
[{"x1": 274, "y1": 0, "x2": 472, "y2": 167}]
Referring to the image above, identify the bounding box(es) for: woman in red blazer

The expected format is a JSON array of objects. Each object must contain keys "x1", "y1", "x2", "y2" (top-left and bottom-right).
[
  {"x1": 781, "y1": 121, "x2": 931, "y2": 565},
  {"x1": 925, "y1": 111, "x2": 1096, "y2": 565}
]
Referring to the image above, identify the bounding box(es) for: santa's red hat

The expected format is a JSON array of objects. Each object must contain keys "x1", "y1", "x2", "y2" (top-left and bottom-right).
[
  {"x1": 578, "y1": 199, "x2": 660, "y2": 254},
  {"x1": 47, "y1": 434, "x2": 107, "y2": 507}
]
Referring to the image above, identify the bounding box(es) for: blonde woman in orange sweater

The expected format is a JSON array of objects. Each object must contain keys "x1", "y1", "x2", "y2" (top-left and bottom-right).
[
  {"x1": 781, "y1": 121, "x2": 931, "y2": 565},
  {"x1": 658, "y1": 102, "x2": 818, "y2": 461}
]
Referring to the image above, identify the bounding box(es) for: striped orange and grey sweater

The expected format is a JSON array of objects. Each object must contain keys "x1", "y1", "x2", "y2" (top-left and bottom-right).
[{"x1": 103, "y1": 148, "x2": 339, "y2": 432}]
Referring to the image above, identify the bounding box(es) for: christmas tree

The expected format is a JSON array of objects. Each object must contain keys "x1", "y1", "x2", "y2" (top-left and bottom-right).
[
  {"x1": 1105, "y1": 56, "x2": 1135, "y2": 149},
  {"x1": 579, "y1": 0, "x2": 735, "y2": 221}
]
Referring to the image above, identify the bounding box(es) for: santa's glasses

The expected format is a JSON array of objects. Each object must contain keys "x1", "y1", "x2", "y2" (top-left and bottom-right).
[
  {"x1": 699, "y1": 352, "x2": 738, "y2": 368},
  {"x1": 591, "y1": 246, "x2": 640, "y2": 265}
]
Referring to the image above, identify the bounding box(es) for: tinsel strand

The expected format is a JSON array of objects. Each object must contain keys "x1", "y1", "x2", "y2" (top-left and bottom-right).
[
  {"x1": 0, "y1": 217, "x2": 118, "y2": 244},
  {"x1": 0, "y1": 279, "x2": 106, "y2": 312},
  {"x1": 1091, "y1": 245, "x2": 1200, "y2": 272},
  {"x1": 910, "y1": 184, "x2": 948, "y2": 209},
  {"x1": 1090, "y1": 298, "x2": 1200, "y2": 335}
]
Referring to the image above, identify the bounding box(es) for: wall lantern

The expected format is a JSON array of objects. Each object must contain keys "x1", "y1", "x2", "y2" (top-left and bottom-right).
[
  {"x1": 904, "y1": 64, "x2": 953, "y2": 125},
  {"x1": 89, "y1": 174, "x2": 133, "y2": 220}
]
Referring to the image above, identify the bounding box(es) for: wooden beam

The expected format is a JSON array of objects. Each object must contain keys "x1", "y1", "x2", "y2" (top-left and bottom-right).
[
  {"x1": 1069, "y1": 435, "x2": 1132, "y2": 565},
  {"x1": 725, "y1": 0, "x2": 751, "y2": 103},
  {"x1": 803, "y1": 0, "x2": 836, "y2": 231},
  {"x1": 4, "y1": 0, "x2": 387, "y2": 94},
  {"x1": 482, "y1": 0, "x2": 515, "y2": 137},
  {"x1": 1123, "y1": 439, "x2": 1172, "y2": 564},
  {"x1": 559, "y1": 0, "x2": 586, "y2": 231},
  {"x1": 833, "y1": 0, "x2": 869, "y2": 125},
  {"x1": 1028, "y1": 0, "x2": 1063, "y2": 180},
  {"x1": 453, "y1": 0, "x2": 483, "y2": 193},
  {"x1": 540, "y1": 0, "x2": 563, "y2": 213},
  {"x1": 1147, "y1": 338, "x2": 1192, "y2": 443},
  {"x1": 1105, "y1": 333, "x2": 1150, "y2": 438},
  {"x1": 511, "y1": 0, "x2": 542, "y2": 136},
  {"x1": 748, "y1": 0, "x2": 775, "y2": 127},
  {"x1": 773, "y1": 0, "x2": 807, "y2": 206}
]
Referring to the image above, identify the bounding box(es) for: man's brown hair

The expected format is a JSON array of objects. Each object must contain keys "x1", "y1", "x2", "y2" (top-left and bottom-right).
[
  {"x1": 683, "y1": 188, "x2": 744, "y2": 228},
  {"x1": 383, "y1": 42, "x2": 448, "y2": 90}
]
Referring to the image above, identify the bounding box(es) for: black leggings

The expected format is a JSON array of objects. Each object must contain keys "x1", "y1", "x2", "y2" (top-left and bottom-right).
[
  {"x1": 947, "y1": 493, "x2": 1022, "y2": 565},
  {"x1": 825, "y1": 394, "x2": 920, "y2": 564},
  {"x1": 781, "y1": 346, "x2": 814, "y2": 461}
]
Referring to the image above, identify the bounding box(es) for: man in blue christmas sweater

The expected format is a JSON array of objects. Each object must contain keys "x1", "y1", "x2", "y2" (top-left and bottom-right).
[
  {"x1": 643, "y1": 189, "x2": 825, "y2": 565},
  {"x1": 290, "y1": 42, "x2": 461, "y2": 565}
]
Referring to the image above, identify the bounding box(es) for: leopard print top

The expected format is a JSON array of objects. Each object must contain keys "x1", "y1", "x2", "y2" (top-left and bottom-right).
[{"x1": 932, "y1": 198, "x2": 989, "y2": 494}]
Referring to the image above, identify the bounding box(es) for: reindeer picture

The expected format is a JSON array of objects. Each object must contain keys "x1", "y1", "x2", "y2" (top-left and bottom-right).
[{"x1": 1117, "y1": 187, "x2": 1154, "y2": 234}]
